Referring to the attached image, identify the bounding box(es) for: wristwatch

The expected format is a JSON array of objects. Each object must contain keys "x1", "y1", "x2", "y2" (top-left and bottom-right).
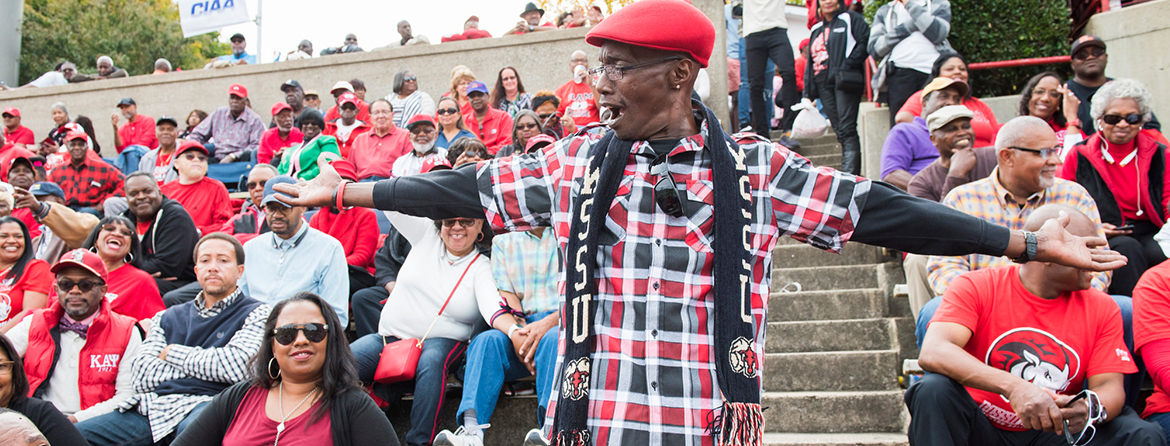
[{"x1": 1012, "y1": 231, "x2": 1038, "y2": 263}]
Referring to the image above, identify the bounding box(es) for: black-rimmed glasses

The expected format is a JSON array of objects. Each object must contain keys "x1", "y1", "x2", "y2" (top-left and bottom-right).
[
  {"x1": 650, "y1": 159, "x2": 685, "y2": 218},
  {"x1": 57, "y1": 279, "x2": 105, "y2": 293},
  {"x1": 273, "y1": 323, "x2": 329, "y2": 345},
  {"x1": 245, "y1": 180, "x2": 267, "y2": 190},
  {"x1": 1009, "y1": 146, "x2": 1060, "y2": 159},
  {"x1": 589, "y1": 56, "x2": 683, "y2": 82},
  {"x1": 0, "y1": 360, "x2": 14, "y2": 374},
  {"x1": 1102, "y1": 113, "x2": 1143, "y2": 126}
]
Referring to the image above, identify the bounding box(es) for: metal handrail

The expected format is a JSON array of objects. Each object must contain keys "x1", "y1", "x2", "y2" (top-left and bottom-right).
[{"x1": 968, "y1": 55, "x2": 1072, "y2": 70}]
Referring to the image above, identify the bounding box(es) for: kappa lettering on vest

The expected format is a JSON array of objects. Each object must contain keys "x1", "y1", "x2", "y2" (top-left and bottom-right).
[{"x1": 89, "y1": 353, "x2": 120, "y2": 372}]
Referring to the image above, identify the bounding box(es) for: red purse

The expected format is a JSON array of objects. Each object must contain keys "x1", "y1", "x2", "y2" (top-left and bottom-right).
[{"x1": 374, "y1": 253, "x2": 480, "y2": 384}]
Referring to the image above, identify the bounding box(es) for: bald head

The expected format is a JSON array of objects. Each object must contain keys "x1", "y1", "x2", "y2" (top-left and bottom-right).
[
  {"x1": 1025, "y1": 204, "x2": 1096, "y2": 237},
  {"x1": 0, "y1": 410, "x2": 49, "y2": 446},
  {"x1": 995, "y1": 116, "x2": 1057, "y2": 153},
  {"x1": 154, "y1": 58, "x2": 171, "y2": 72}
]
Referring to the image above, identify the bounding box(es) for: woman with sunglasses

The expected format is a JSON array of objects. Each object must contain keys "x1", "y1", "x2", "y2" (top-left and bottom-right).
[
  {"x1": 388, "y1": 70, "x2": 436, "y2": 128},
  {"x1": 494, "y1": 110, "x2": 542, "y2": 159},
  {"x1": 446, "y1": 138, "x2": 491, "y2": 167},
  {"x1": 490, "y1": 67, "x2": 532, "y2": 119},
  {"x1": 1059, "y1": 78, "x2": 1170, "y2": 296},
  {"x1": 80, "y1": 216, "x2": 164, "y2": 321},
  {"x1": 0, "y1": 218, "x2": 52, "y2": 332},
  {"x1": 531, "y1": 90, "x2": 566, "y2": 139},
  {"x1": 434, "y1": 97, "x2": 476, "y2": 150},
  {"x1": 0, "y1": 334, "x2": 89, "y2": 445},
  {"x1": 173, "y1": 292, "x2": 398, "y2": 446},
  {"x1": 349, "y1": 209, "x2": 498, "y2": 446}
]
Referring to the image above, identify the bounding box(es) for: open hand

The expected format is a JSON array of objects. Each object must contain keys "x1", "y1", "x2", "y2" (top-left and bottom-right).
[
  {"x1": 1059, "y1": 83, "x2": 1082, "y2": 125},
  {"x1": 1033, "y1": 211, "x2": 1127, "y2": 271},
  {"x1": 272, "y1": 162, "x2": 342, "y2": 208}
]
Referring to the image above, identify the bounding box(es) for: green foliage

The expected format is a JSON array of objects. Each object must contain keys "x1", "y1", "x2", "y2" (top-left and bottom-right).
[
  {"x1": 864, "y1": 0, "x2": 1072, "y2": 97},
  {"x1": 20, "y1": 0, "x2": 231, "y2": 85}
]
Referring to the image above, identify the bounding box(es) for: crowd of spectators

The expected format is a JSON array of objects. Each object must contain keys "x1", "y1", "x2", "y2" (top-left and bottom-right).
[{"x1": 0, "y1": 1, "x2": 1167, "y2": 445}]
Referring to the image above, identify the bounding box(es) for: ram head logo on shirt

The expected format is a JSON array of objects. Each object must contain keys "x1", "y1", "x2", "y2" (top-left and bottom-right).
[{"x1": 986, "y1": 327, "x2": 1081, "y2": 393}]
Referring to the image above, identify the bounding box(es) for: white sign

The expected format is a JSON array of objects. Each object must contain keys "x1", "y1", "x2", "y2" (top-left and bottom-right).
[{"x1": 178, "y1": 0, "x2": 252, "y2": 38}]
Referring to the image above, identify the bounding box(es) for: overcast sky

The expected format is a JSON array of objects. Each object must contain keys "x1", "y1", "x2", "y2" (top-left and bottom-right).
[{"x1": 215, "y1": 0, "x2": 617, "y2": 62}]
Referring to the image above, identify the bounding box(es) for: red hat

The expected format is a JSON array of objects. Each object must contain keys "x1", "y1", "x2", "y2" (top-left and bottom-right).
[
  {"x1": 420, "y1": 156, "x2": 453, "y2": 173},
  {"x1": 228, "y1": 83, "x2": 248, "y2": 98},
  {"x1": 51, "y1": 249, "x2": 109, "y2": 283},
  {"x1": 65, "y1": 131, "x2": 88, "y2": 143},
  {"x1": 585, "y1": 0, "x2": 715, "y2": 68},
  {"x1": 525, "y1": 134, "x2": 556, "y2": 153},
  {"x1": 2, "y1": 107, "x2": 19, "y2": 118},
  {"x1": 271, "y1": 102, "x2": 293, "y2": 116},
  {"x1": 799, "y1": 38, "x2": 810, "y2": 51},
  {"x1": 176, "y1": 140, "x2": 209, "y2": 156},
  {"x1": 407, "y1": 114, "x2": 436, "y2": 130},
  {"x1": 330, "y1": 159, "x2": 358, "y2": 181},
  {"x1": 338, "y1": 92, "x2": 359, "y2": 107}
]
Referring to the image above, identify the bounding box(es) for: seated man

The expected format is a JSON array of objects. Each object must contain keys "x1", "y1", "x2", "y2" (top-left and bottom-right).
[
  {"x1": 322, "y1": 92, "x2": 371, "y2": 159},
  {"x1": 76, "y1": 233, "x2": 270, "y2": 446},
  {"x1": 879, "y1": 77, "x2": 965, "y2": 191},
  {"x1": 308, "y1": 160, "x2": 379, "y2": 297},
  {"x1": 257, "y1": 102, "x2": 303, "y2": 165},
  {"x1": 908, "y1": 204, "x2": 1162, "y2": 446},
  {"x1": 45, "y1": 131, "x2": 124, "y2": 216},
  {"x1": 158, "y1": 141, "x2": 233, "y2": 236},
  {"x1": 434, "y1": 227, "x2": 562, "y2": 446},
  {"x1": 219, "y1": 164, "x2": 276, "y2": 244},
  {"x1": 186, "y1": 84, "x2": 266, "y2": 163},
  {"x1": 350, "y1": 99, "x2": 412, "y2": 181},
  {"x1": 462, "y1": 81, "x2": 513, "y2": 155},
  {"x1": 3, "y1": 108, "x2": 35, "y2": 148},
  {"x1": 138, "y1": 116, "x2": 180, "y2": 184},
  {"x1": 69, "y1": 56, "x2": 128, "y2": 82},
  {"x1": 5, "y1": 249, "x2": 142, "y2": 423},
  {"x1": 112, "y1": 98, "x2": 159, "y2": 153},
  {"x1": 392, "y1": 115, "x2": 448, "y2": 177},
  {"x1": 1133, "y1": 258, "x2": 1170, "y2": 436},
  {"x1": 123, "y1": 172, "x2": 201, "y2": 294},
  {"x1": 239, "y1": 175, "x2": 349, "y2": 322}
]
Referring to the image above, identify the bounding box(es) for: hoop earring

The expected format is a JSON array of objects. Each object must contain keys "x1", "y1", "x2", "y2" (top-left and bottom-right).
[
  {"x1": 89, "y1": 246, "x2": 98, "y2": 254},
  {"x1": 477, "y1": 232, "x2": 484, "y2": 242},
  {"x1": 268, "y1": 357, "x2": 281, "y2": 380},
  {"x1": 125, "y1": 253, "x2": 134, "y2": 264}
]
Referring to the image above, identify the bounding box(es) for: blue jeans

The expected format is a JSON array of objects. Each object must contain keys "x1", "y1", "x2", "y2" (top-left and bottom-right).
[
  {"x1": 738, "y1": 36, "x2": 773, "y2": 128},
  {"x1": 915, "y1": 294, "x2": 1145, "y2": 408},
  {"x1": 77, "y1": 401, "x2": 209, "y2": 446},
  {"x1": 352, "y1": 333, "x2": 467, "y2": 446},
  {"x1": 457, "y1": 310, "x2": 560, "y2": 427},
  {"x1": 1145, "y1": 411, "x2": 1170, "y2": 443}
]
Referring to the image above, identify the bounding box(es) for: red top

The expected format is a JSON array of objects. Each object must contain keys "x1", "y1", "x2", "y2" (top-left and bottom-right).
[
  {"x1": 136, "y1": 220, "x2": 151, "y2": 237},
  {"x1": 105, "y1": 265, "x2": 164, "y2": 320},
  {"x1": 441, "y1": 28, "x2": 493, "y2": 42},
  {"x1": 462, "y1": 107, "x2": 514, "y2": 155},
  {"x1": 0, "y1": 260, "x2": 53, "y2": 325},
  {"x1": 257, "y1": 127, "x2": 304, "y2": 165},
  {"x1": 10, "y1": 209, "x2": 41, "y2": 240},
  {"x1": 115, "y1": 114, "x2": 159, "y2": 153},
  {"x1": 898, "y1": 92, "x2": 1001, "y2": 148},
  {"x1": 931, "y1": 265, "x2": 1135, "y2": 431},
  {"x1": 1058, "y1": 131, "x2": 1170, "y2": 227},
  {"x1": 152, "y1": 150, "x2": 174, "y2": 184},
  {"x1": 46, "y1": 158, "x2": 125, "y2": 208},
  {"x1": 3, "y1": 126, "x2": 35, "y2": 147},
  {"x1": 160, "y1": 177, "x2": 234, "y2": 236},
  {"x1": 222, "y1": 386, "x2": 333, "y2": 446},
  {"x1": 1134, "y1": 261, "x2": 1170, "y2": 416},
  {"x1": 309, "y1": 206, "x2": 379, "y2": 274},
  {"x1": 555, "y1": 80, "x2": 600, "y2": 127},
  {"x1": 349, "y1": 128, "x2": 412, "y2": 180},
  {"x1": 324, "y1": 101, "x2": 371, "y2": 126},
  {"x1": 794, "y1": 56, "x2": 807, "y2": 92},
  {"x1": 322, "y1": 120, "x2": 372, "y2": 159}
]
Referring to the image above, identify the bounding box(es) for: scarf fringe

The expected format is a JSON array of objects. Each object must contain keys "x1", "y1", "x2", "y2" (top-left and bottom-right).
[
  {"x1": 709, "y1": 402, "x2": 764, "y2": 446},
  {"x1": 551, "y1": 430, "x2": 592, "y2": 446}
]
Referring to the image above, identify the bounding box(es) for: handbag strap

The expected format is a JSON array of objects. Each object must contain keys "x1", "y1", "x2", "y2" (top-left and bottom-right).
[{"x1": 416, "y1": 252, "x2": 481, "y2": 345}]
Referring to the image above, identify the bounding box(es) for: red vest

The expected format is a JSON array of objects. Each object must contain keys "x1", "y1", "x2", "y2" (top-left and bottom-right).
[{"x1": 23, "y1": 301, "x2": 136, "y2": 410}]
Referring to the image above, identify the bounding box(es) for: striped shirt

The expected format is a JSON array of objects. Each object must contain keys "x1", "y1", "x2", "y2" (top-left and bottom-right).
[
  {"x1": 119, "y1": 289, "x2": 270, "y2": 442},
  {"x1": 186, "y1": 106, "x2": 266, "y2": 159},
  {"x1": 928, "y1": 169, "x2": 1110, "y2": 294},
  {"x1": 387, "y1": 91, "x2": 436, "y2": 128},
  {"x1": 491, "y1": 229, "x2": 561, "y2": 316}
]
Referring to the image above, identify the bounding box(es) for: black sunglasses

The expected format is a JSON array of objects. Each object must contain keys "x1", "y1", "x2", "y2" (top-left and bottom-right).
[
  {"x1": 58, "y1": 279, "x2": 104, "y2": 293},
  {"x1": 442, "y1": 218, "x2": 477, "y2": 228},
  {"x1": 650, "y1": 158, "x2": 685, "y2": 218},
  {"x1": 516, "y1": 122, "x2": 539, "y2": 130},
  {"x1": 436, "y1": 107, "x2": 460, "y2": 115},
  {"x1": 246, "y1": 179, "x2": 267, "y2": 190},
  {"x1": 404, "y1": 76, "x2": 417, "y2": 82},
  {"x1": 1101, "y1": 113, "x2": 1143, "y2": 126},
  {"x1": 1073, "y1": 47, "x2": 1106, "y2": 60},
  {"x1": 273, "y1": 323, "x2": 329, "y2": 345}
]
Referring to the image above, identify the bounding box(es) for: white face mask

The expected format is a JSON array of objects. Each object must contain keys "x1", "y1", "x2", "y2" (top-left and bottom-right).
[{"x1": 412, "y1": 140, "x2": 435, "y2": 154}]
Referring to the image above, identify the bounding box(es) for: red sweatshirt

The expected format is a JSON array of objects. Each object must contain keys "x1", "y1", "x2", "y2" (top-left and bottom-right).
[
  {"x1": 309, "y1": 206, "x2": 379, "y2": 274},
  {"x1": 160, "y1": 177, "x2": 234, "y2": 235},
  {"x1": 322, "y1": 120, "x2": 372, "y2": 159},
  {"x1": 116, "y1": 114, "x2": 159, "y2": 152}
]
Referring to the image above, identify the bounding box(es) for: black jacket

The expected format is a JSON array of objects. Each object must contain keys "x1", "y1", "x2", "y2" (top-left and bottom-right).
[
  {"x1": 374, "y1": 225, "x2": 411, "y2": 287},
  {"x1": 805, "y1": 6, "x2": 870, "y2": 99},
  {"x1": 171, "y1": 381, "x2": 399, "y2": 446},
  {"x1": 122, "y1": 198, "x2": 200, "y2": 281},
  {"x1": 10, "y1": 397, "x2": 90, "y2": 446}
]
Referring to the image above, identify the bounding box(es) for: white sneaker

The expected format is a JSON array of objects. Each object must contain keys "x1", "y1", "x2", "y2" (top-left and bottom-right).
[
  {"x1": 434, "y1": 426, "x2": 487, "y2": 446},
  {"x1": 522, "y1": 428, "x2": 550, "y2": 446}
]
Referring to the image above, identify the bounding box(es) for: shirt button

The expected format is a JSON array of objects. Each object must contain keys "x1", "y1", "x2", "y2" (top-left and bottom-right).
[
  {"x1": 651, "y1": 381, "x2": 658, "y2": 391},
  {"x1": 652, "y1": 282, "x2": 659, "y2": 290},
  {"x1": 655, "y1": 238, "x2": 662, "y2": 246},
  {"x1": 651, "y1": 329, "x2": 658, "y2": 337}
]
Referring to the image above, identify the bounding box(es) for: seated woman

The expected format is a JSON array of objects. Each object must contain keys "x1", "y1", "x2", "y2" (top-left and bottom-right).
[
  {"x1": 0, "y1": 334, "x2": 89, "y2": 446},
  {"x1": 1018, "y1": 71, "x2": 1082, "y2": 152},
  {"x1": 278, "y1": 109, "x2": 341, "y2": 181},
  {"x1": 1059, "y1": 78, "x2": 1169, "y2": 296},
  {"x1": 0, "y1": 217, "x2": 52, "y2": 332},
  {"x1": 494, "y1": 110, "x2": 542, "y2": 159},
  {"x1": 172, "y1": 292, "x2": 398, "y2": 446},
  {"x1": 446, "y1": 138, "x2": 491, "y2": 167},
  {"x1": 349, "y1": 212, "x2": 499, "y2": 446},
  {"x1": 895, "y1": 52, "x2": 1000, "y2": 148},
  {"x1": 435, "y1": 97, "x2": 476, "y2": 150},
  {"x1": 80, "y1": 216, "x2": 164, "y2": 320}
]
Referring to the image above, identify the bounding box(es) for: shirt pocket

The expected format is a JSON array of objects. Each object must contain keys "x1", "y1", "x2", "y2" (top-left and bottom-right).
[
  {"x1": 570, "y1": 174, "x2": 632, "y2": 247},
  {"x1": 683, "y1": 179, "x2": 716, "y2": 253}
]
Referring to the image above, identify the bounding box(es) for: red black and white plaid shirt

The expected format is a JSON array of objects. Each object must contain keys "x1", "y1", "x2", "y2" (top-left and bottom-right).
[
  {"x1": 477, "y1": 120, "x2": 872, "y2": 445},
  {"x1": 47, "y1": 158, "x2": 125, "y2": 208}
]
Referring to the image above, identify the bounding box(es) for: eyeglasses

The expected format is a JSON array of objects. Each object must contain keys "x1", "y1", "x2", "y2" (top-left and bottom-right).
[
  {"x1": 246, "y1": 180, "x2": 267, "y2": 190},
  {"x1": 57, "y1": 279, "x2": 104, "y2": 293},
  {"x1": 442, "y1": 218, "x2": 477, "y2": 228},
  {"x1": 1073, "y1": 47, "x2": 1106, "y2": 60},
  {"x1": 1101, "y1": 113, "x2": 1143, "y2": 126},
  {"x1": 273, "y1": 323, "x2": 329, "y2": 345},
  {"x1": 436, "y1": 107, "x2": 460, "y2": 116},
  {"x1": 1063, "y1": 389, "x2": 1105, "y2": 445},
  {"x1": 404, "y1": 76, "x2": 417, "y2": 82},
  {"x1": 182, "y1": 152, "x2": 207, "y2": 161},
  {"x1": 516, "y1": 123, "x2": 539, "y2": 130},
  {"x1": 1009, "y1": 146, "x2": 1060, "y2": 159},
  {"x1": 0, "y1": 360, "x2": 14, "y2": 374},
  {"x1": 537, "y1": 113, "x2": 555, "y2": 124},
  {"x1": 589, "y1": 56, "x2": 683, "y2": 82},
  {"x1": 340, "y1": 106, "x2": 358, "y2": 112},
  {"x1": 650, "y1": 159, "x2": 685, "y2": 218}
]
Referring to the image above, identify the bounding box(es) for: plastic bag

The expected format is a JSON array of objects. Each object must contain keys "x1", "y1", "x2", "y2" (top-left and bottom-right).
[{"x1": 791, "y1": 99, "x2": 828, "y2": 138}]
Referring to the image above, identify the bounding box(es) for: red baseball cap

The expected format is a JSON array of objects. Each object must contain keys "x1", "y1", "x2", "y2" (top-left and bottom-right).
[
  {"x1": 271, "y1": 102, "x2": 293, "y2": 116},
  {"x1": 65, "y1": 131, "x2": 88, "y2": 143},
  {"x1": 525, "y1": 134, "x2": 556, "y2": 153},
  {"x1": 51, "y1": 249, "x2": 109, "y2": 283},
  {"x1": 228, "y1": 83, "x2": 248, "y2": 98},
  {"x1": 585, "y1": 0, "x2": 715, "y2": 68},
  {"x1": 420, "y1": 156, "x2": 453, "y2": 173},
  {"x1": 330, "y1": 159, "x2": 358, "y2": 181},
  {"x1": 2, "y1": 107, "x2": 19, "y2": 118},
  {"x1": 408, "y1": 114, "x2": 436, "y2": 130},
  {"x1": 176, "y1": 140, "x2": 209, "y2": 156},
  {"x1": 338, "y1": 92, "x2": 359, "y2": 108}
]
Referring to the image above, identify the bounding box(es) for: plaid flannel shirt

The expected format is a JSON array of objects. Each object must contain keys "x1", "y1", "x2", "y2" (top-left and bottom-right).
[
  {"x1": 46, "y1": 158, "x2": 124, "y2": 208},
  {"x1": 476, "y1": 119, "x2": 871, "y2": 445}
]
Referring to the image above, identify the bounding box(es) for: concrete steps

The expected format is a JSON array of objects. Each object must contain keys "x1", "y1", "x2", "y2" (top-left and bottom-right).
[
  {"x1": 764, "y1": 350, "x2": 900, "y2": 392},
  {"x1": 771, "y1": 263, "x2": 904, "y2": 292},
  {"x1": 764, "y1": 432, "x2": 909, "y2": 446},
  {"x1": 763, "y1": 391, "x2": 908, "y2": 433},
  {"x1": 767, "y1": 319, "x2": 897, "y2": 354},
  {"x1": 768, "y1": 288, "x2": 888, "y2": 322}
]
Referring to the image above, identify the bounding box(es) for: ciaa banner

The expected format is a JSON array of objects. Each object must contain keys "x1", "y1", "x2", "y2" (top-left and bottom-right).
[{"x1": 178, "y1": 0, "x2": 252, "y2": 38}]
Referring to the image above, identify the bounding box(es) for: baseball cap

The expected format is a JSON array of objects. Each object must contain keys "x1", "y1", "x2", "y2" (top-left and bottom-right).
[
  {"x1": 1071, "y1": 35, "x2": 1106, "y2": 58},
  {"x1": 156, "y1": 116, "x2": 179, "y2": 127},
  {"x1": 8, "y1": 155, "x2": 32, "y2": 172},
  {"x1": 304, "y1": 89, "x2": 320, "y2": 98},
  {"x1": 116, "y1": 98, "x2": 136, "y2": 107},
  {"x1": 176, "y1": 140, "x2": 209, "y2": 156},
  {"x1": 330, "y1": 81, "x2": 354, "y2": 94},
  {"x1": 65, "y1": 131, "x2": 88, "y2": 143},
  {"x1": 281, "y1": 79, "x2": 303, "y2": 92},
  {"x1": 29, "y1": 182, "x2": 65, "y2": 199},
  {"x1": 271, "y1": 102, "x2": 294, "y2": 116},
  {"x1": 230, "y1": 33, "x2": 246, "y2": 42},
  {"x1": 525, "y1": 134, "x2": 556, "y2": 153},
  {"x1": 420, "y1": 156, "x2": 453, "y2": 174},
  {"x1": 406, "y1": 114, "x2": 436, "y2": 130},
  {"x1": 261, "y1": 175, "x2": 299, "y2": 207},
  {"x1": 921, "y1": 77, "x2": 969, "y2": 99},
  {"x1": 926, "y1": 105, "x2": 975, "y2": 133},
  {"x1": 466, "y1": 81, "x2": 489, "y2": 96},
  {"x1": 338, "y1": 92, "x2": 359, "y2": 108},
  {"x1": 52, "y1": 249, "x2": 110, "y2": 283},
  {"x1": 228, "y1": 83, "x2": 248, "y2": 98},
  {"x1": 2, "y1": 107, "x2": 19, "y2": 118}
]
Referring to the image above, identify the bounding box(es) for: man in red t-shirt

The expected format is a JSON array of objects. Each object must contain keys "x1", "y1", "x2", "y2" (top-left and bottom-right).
[
  {"x1": 2, "y1": 108, "x2": 35, "y2": 149},
  {"x1": 322, "y1": 92, "x2": 371, "y2": 159},
  {"x1": 462, "y1": 81, "x2": 513, "y2": 155},
  {"x1": 112, "y1": 98, "x2": 159, "y2": 153},
  {"x1": 555, "y1": 50, "x2": 600, "y2": 128},
  {"x1": 1134, "y1": 259, "x2": 1170, "y2": 434},
  {"x1": 257, "y1": 103, "x2": 304, "y2": 165},
  {"x1": 159, "y1": 141, "x2": 233, "y2": 236},
  {"x1": 909, "y1": 204, "x2": 1159, "y2": 446}
]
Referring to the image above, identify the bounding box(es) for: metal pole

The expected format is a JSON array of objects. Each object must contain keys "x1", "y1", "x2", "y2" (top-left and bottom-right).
[
  {"x1": 255, "y1": 0, "x2": 262, "y2": 62},
  {"x1": 0, "y1": 0, "x2": 24, "y2": 87}
]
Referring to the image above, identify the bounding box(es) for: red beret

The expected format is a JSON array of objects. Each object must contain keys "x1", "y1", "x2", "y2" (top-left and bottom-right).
[{"x1": 586, "y1": 0, "x2": 715, "y2": 68}]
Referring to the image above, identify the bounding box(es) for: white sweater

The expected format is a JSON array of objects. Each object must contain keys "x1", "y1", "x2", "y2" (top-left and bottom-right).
[{"x1": 377, "y1": 212, "x2": 500, "y2": 341}]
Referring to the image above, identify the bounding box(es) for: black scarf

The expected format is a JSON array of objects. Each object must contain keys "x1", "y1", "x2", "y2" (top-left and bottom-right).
[{"x1": 552, "y1": 101, "x2": 762, "y2": 446}]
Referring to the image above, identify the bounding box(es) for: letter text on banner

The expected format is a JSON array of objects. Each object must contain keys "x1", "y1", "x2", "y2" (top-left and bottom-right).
[{"x1": 178, "y1": 0, "x2": 251, "y2": 38}]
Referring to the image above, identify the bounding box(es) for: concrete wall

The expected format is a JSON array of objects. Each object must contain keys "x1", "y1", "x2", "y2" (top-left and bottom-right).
[{"x1": 1085, "y1": 0, "x2": 1170, "y2": 119}]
